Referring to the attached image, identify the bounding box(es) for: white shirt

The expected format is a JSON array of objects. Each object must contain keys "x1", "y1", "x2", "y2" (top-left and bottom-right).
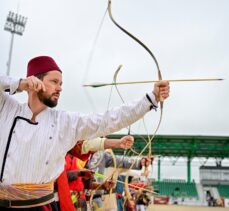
[{"x1": 0, "y1": 75, "x2": 157, "y2": 184}]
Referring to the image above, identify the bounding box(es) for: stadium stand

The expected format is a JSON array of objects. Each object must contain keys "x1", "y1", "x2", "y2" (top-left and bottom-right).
[
  {"x1": 153, "y1": 179, "x2": 198, "y2": 198},
  {"x1": 110, "y1": 134, "x2": 229, "y2": 208},
  {"x1": 216, "y1": 185, "x2": 229, "y2": 198}
]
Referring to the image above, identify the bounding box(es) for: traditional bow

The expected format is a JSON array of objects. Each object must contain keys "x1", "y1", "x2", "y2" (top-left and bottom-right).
[{"x1": 107, "y1": 0, "x2": 165, "y2": 207}]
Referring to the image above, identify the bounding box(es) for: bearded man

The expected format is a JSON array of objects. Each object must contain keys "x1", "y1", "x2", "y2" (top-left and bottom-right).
[{"x1": 0, "y1": 56, "x2": 170, "y2": 210}]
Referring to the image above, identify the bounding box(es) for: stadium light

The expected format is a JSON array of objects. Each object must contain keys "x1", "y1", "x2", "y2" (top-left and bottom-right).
[{"x1": 4, "y1": 11, "x2": 28, "y2": 75}]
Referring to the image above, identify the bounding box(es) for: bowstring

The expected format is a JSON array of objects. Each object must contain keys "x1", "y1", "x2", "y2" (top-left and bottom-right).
[
  {"x1": 82, "y1": 6, "x2": 109, "y2": 209},
  {"x1": 82, "y1": 8, "x2": 108, "y2": 112}
]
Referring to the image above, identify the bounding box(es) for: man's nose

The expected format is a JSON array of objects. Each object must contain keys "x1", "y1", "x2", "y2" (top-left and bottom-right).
[{"x1": 56, "y1": 84, "x2": 62, "y2": 92}]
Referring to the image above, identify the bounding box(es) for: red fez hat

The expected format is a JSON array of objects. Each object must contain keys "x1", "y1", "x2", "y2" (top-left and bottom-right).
[{"x1": 27, "y1": 56, "x2": 62, "y2": 77}]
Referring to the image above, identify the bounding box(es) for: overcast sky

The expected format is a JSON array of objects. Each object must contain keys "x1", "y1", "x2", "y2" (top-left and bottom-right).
[{"x1": 1, "y1": 0, "x2": 229, "y2": 182}]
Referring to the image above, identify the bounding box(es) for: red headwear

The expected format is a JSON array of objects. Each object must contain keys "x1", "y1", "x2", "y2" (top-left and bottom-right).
[{"x1": 27, "y1": 56, "x2": 62, "y2": 77}]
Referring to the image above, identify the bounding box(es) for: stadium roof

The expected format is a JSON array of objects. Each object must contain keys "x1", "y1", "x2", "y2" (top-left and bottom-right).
[{"x1": 107, "y1": 134, "x2": 229, "y2": 158}]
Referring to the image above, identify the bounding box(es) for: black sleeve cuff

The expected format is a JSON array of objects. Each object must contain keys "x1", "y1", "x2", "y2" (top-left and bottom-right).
[{"x1": 146, "y1": 93, "x2": 158, "y2": 111}]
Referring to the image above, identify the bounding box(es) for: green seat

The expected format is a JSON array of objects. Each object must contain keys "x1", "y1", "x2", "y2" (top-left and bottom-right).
[
  {"x1": 152, "y1": 179, "x2": 198, "y2": 198},
  {"x1": 217, "y1": 185, "x2": 229, "y2": 198}
]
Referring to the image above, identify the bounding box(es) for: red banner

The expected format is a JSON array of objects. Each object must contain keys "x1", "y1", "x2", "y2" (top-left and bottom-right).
[{"x1": 153, "y1": 196, "x2": 169, "y2": 205}]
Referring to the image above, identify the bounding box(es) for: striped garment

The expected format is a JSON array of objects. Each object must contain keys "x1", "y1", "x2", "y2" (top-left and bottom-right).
[{"x1": 0, "y1": 74, "x2": 157, "y2": 185}]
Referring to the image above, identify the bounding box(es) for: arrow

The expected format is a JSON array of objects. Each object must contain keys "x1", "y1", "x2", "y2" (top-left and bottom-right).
[
  {"x1": 83, "y1": 78, "x2": 223, "y2": 88},
  {"x1": 94, "y1": 172, "x2": 157, "y2": 195}
]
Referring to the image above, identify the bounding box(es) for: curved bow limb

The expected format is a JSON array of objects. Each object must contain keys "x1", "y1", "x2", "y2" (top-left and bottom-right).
[{"x1": 108, "y1": 0, "x2": 163, "y2": 81}]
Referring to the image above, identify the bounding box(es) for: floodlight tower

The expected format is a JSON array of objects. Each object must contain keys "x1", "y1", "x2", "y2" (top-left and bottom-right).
[{"x1": 4, "y1": 11, "x2": 27, "y2": 75}]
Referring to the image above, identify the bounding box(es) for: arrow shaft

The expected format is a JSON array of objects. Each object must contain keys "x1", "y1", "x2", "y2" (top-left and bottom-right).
[
  {"x1": 95, "y1": 172, "x2": 157, "y2": 194},
  {"x1": 83, "y1": 78, "x2": 223, "y2": 88}
]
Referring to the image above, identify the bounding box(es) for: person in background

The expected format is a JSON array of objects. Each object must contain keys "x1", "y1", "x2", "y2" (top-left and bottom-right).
[
  {"x1": 57, "y1": 136, "x2": 134, "y2": 211},
  {"x1": 87, "y1": 150, "x2": 149, "y2": 210},
  {"x1": 116, "y1": 175, "x2": 125, "y2": 211}
]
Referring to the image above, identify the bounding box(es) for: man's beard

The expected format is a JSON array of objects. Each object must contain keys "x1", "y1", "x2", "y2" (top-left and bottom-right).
[{"x1": 37, "y1": 91, "x2": 58, "y2": 108}]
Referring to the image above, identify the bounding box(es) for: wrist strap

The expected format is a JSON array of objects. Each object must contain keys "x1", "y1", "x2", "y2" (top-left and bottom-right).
[{"x1": 146, "y1": 94, "x2": 157, "y2": 111}]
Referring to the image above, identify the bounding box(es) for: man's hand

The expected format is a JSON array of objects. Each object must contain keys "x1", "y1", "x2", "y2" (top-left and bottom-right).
[
  {"x1": 153, "y1": 80, "x2": 170, "y2": 102},
  {"x1": 104, "y1": 135, "x2": 134, "y2": 149},
  {"x1": 101, "y1": 179, "x2": 115, "y2": 190},
  {"x1": 118, "y1": 135, "x2": 134, "y2": 149},
  {"x1": 18, "y1": 76, "x2": 46, "y2": 92},
  {"x1": 79, "y1": 169, "x2": 94, "y2": 180}
]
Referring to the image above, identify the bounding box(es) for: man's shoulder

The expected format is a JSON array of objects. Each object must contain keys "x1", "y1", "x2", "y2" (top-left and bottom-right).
[{"x1": 0, "y1": 91, "x2": 21, "y2": 109}]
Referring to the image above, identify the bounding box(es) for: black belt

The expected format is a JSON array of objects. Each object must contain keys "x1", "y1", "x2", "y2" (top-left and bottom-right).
[{"x1": 0, "y1": 193, "x2": 54, "y2": 208}]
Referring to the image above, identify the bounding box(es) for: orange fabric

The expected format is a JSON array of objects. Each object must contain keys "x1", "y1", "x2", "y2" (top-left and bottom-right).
[
  {"x1": 12, "y1": 183, "x2": 53, "y2": 190},
  {"x1": 0, "y1": 182, "x2": 53, "y2": 200},
  {"x1": 76, "y1": 159, "x2": 87, "y2": 169},
  {"x1": 57, "y1": 171, "x2": 75, "y2": 211}
]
